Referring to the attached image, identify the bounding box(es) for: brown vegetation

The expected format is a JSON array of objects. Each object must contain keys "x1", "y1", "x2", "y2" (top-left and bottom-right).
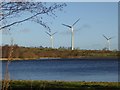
[{"x1": 1, "y1": 45, "x2": 119, "y2": 59}]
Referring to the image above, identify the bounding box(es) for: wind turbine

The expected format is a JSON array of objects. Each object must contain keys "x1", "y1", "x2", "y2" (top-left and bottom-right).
[
  {"x1": 103, "y1": 34, "x2": 113, "y2": 51},
  {"x1": 45, "y1": 31, "x2": 57, "y2": 48},
  {"x1": 62, "y1": 18, "x2": 80, "y2": 50}
]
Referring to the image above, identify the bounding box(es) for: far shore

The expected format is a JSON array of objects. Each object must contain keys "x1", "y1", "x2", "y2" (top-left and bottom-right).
[
  {"x1": 0, "y1": 56, "x2": 118, "y2": 61},
  {"x1": 1, "y1": 80, "x2": 120, "y2": 90}
]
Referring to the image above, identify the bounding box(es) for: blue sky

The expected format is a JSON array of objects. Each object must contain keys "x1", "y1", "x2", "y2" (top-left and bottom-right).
[{"x1": 1, "y1": 2, "x2": 118, "y2": 50}]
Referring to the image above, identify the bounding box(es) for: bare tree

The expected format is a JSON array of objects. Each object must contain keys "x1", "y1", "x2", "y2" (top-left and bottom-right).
[
  {"x1": 0, "y1": 2, "x2": 66, "y2": 31},
  {"x1": 2, "y1": 38, "x2": 14, "y2": 90}
]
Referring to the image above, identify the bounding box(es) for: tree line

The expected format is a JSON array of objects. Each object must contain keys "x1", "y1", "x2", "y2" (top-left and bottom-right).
[{"x1": 1, "y1": 44, "x2": 118, "y2": 59}]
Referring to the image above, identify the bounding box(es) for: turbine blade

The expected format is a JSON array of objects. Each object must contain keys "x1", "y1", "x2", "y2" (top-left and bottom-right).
[
  {"x1": 52, "y1": 32, "x2": 57, "y2": 36},
  {"x1": 72, "y1": 18, "x2": 80, "y2": 26},
  {"x1": 45, "y1": 31, "x2": 51, "y2": 36},
  {"x1": 62, "y1": 24, "x2": 72, "y2": 28},
  {"x1": 103, "y1": 35, "x2": 108, "y2": 40},
  {"x1": 109, "y1": 36, "x2": 114, "y2": 40}
]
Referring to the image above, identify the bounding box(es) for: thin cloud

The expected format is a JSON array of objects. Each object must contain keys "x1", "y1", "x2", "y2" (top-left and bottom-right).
[
  {"x1": 19, "y1": 28, "x2": 31, "y2": 33},
  {"x1": 59, "y1": 30, "x2": 71, "y2": 35},
  {"x1": 74, "y1": 24, "x2": 91, "y2": 33}
]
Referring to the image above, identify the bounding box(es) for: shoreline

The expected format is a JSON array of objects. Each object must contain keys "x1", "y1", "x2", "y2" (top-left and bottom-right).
[
  {"x1": 1, "y1": 80, "x2": 119, "y2": 90},
  {"x1": 0, "y1": 56, "x2": 118, "y2": 61}
]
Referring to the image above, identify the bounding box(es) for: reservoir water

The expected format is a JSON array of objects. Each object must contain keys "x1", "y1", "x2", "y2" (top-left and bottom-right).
[{"x1": 2, "y1": 58, "x2": 118, "y2": 82}]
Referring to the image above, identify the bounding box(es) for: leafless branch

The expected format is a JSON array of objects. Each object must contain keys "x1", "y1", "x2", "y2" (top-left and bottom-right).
[{"x1": 0, "y1": 2, "x2": 67, "y2": 30}]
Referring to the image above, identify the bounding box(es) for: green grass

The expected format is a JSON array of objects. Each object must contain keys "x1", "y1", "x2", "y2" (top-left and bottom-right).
[{"x1": 2, "y1": 80, "x2": 120, "y2": 90}]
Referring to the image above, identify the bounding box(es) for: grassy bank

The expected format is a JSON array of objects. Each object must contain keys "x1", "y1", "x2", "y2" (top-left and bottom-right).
[{"x1": 2, "y1": 80, "x2": 120, "y2": 90}]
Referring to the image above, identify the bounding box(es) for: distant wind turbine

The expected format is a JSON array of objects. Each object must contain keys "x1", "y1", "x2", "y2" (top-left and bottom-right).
[
  {"x1": 62, "y1": 18, "x2": 80, "y2": 50},
  {"x1": 103, "y1": 34, "x2": 113, "y2": 50},
  {"x1": 45, "y1": 31, "x2": 57, "y2": 48}
]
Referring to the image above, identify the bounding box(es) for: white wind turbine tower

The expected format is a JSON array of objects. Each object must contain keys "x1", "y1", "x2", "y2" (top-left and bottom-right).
[
  {"x1": 45, "y1": 31, "x2": 57, "y2": 48},
  {"x1": 62, "y1": 18, "x2": 80, "y2": 50},
  {"x1": 103, "y1": 34, "x2": 113, "y2": 51}
]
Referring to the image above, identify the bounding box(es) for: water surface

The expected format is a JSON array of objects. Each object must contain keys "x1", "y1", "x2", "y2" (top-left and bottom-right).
[{"x1": 2, "y1": 58, "x2": 118, "y2": 82}]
